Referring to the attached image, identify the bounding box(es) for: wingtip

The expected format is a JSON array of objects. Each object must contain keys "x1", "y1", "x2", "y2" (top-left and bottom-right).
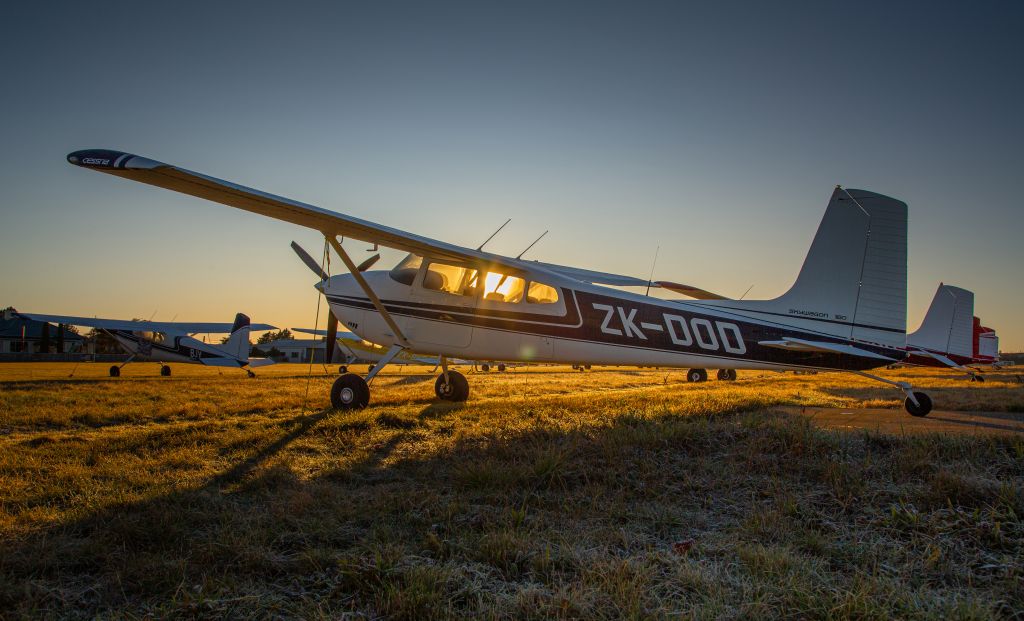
[{"x1": 67, "y1": 149, "x2": 163, "y2": 170}]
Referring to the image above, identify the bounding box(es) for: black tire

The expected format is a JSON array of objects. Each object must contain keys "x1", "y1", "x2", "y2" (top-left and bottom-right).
[
  {"x1": 904, "y1": 392, "x2": 933, "y2": 417},
  {"x1": 247, "y1": 370, "x2": 256, "y2": 378},
  {"x1": 339, "y1": 365, "x2": 348, "y2": 375},
  {"x1": 481, "y1": 363, "x2": 490, "y2": 372},
  {"x1": 717, "y1": 369, "x2": 737, "y2": 381},
  {"x1": 435, "y1": 370, "x2": 470, "y2": 402},
  {"x1": 687, "y1": 368, "x2": 708, "y2": 383},
  {"x1": 584, "y1": 364, "x2": 592, "y2": 370},
  {"x1": 974, "y1": 375, "x2": 985, "y2": 383},
  {"x1": 498, "y1": 364, "x2": 506, "y2": 372},
  {"x1": 160, "y1": 366, "x2": 171, "y2": 377},
  {"x1": 331, "y1": 373, "x2": 370, "y2": 409},
  {"x1": 109, "y1": 365, "x2": 120, "y2": 377}
]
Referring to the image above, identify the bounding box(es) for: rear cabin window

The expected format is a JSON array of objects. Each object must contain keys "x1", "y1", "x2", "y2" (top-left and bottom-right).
[
  {"x1": 389, "y1": 254, "x2": 423, "y2": 286},
  {"x1": 423, "y1": 261, "x2": 479, "y2": 296},
  {"x1": 527, "y1": 281, "x2": 559, "y2": 304}
]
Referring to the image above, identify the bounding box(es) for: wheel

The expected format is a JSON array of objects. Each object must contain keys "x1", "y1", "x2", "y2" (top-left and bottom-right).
[
  {"x1": 481, "y1": 363, "x2": 490, "y2": 372},
  {"x1": 247, "y1": 369, "x2": 256, "y2": 378},
  {"x1": 160, "y1": 366, "x2": 171, "y2": 377},
  {"x1": 577, "y1": 365, "x2": 585, "y2": 372},
  {"x1": 584, "y1": 364, "x2": 592, "y2": 370},
  {"x1": 109, "y1": 365, "x2": 120, "y2": 377},
  {"x1": 972, "y1": 375, "x2": 985, "y2": 383},
  {"x1": 904, "y1": 392, "x2": 932, "y2": 417},
  {"x1": 571, "y1": 364, "x2": 579, "y2": 370},
  {"x1": 331, "y1": 373, "x2": 370, "y2": 409},
  {"x1": 497, "y1": 364, "x2": 506, "y2": 372},
  {"x1": 716, "y1": 369, "x2": 737, "y2": 381},
  {"x1": 435, "y1": 370, "x2": 470, "y2": 402},
  {"x1": 687, "y1": 368, "x2": 708, "y2": 383},
  {"x1": 339, "y1": 365, "x2": 348, "y2": 374}
]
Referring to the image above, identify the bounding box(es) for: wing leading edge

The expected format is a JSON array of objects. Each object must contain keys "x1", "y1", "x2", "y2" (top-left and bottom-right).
[{"x1": 18, "y1": 313, "x2": 276, "y2": 334}]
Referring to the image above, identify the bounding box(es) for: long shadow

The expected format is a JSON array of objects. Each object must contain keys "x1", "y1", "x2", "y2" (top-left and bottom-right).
[{"x1": 925, "y1": 416, "x2": 1024, "y2": 434}]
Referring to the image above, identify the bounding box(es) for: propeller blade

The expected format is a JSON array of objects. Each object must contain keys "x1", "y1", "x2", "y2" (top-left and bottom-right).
[
  {"x1": 357, "y1": 253, "x2": 381, "y2": 272},
  {"x1": 325, "y1": 313, "x2": 338, "y2": 364},
  {"x1": 290, "y1": 241, "x2": 329, "y2": 281}
]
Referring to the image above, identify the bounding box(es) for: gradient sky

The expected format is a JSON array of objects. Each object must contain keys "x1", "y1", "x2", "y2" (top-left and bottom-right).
[{"x1": 1, "y1": 1, "x2": 1021, "y2": 348}]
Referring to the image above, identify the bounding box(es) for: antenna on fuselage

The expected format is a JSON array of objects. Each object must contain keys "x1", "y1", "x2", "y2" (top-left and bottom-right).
[
  {"x1": 739, "y1": 284, "x2": 754, "y2": 300},
  {"x1": 515, "y1": 230, "x2": 549, "y2": 259},
  {"x1": 645, "y1": 246, "x2": 660, "y2": 297},
  {"x1": 477, "y1": 218, "x2": 512, "y2": 251}
]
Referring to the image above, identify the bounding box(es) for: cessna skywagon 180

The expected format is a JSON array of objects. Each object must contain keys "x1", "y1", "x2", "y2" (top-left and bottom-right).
[
  {"x1": 19, "y1": 311, "x2": 276, "y2": 377},
  {"x1": 900, "y1": 284, "x2": 986, "y2": 380},
  {"x1": 67, "y1": 149, "x2": 933, "y2": 415}
]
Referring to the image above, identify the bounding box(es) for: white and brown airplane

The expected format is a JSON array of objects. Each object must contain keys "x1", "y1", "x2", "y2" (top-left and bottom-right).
[
  {"x1": 66, "y1": 149, "x2": 933, "y2": 415},
  {"x1": 17, "y1": 311, "x2": 276, "y2": 377}
]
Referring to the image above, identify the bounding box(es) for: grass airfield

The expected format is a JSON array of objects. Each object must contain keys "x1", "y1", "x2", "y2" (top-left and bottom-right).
[{"x1": 1, "y1": 363, "x2": 1022, "y2": 618}]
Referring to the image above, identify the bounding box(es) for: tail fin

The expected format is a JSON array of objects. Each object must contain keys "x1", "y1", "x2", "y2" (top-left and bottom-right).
[
  {"x1": 974, "y1": 317, "x2": 999, "y2": 360},
  {"x1": 712, "y1": 187, "x2": 908, "y2": 347},
  {"x1": 908, "y1": 284, "x2": 974, "y2": 357},
  {"x1": 222, "y1": 313, "x2": 252, "y2": 362}
]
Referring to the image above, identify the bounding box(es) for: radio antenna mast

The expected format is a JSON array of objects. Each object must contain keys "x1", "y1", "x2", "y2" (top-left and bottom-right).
[
  {"x1": 516, "y1": 230, "x2": 549, "y2": 259},
  {"x1": 477, "y1": 218, "x2": 512, "y2": 251},
  {"x1": 645, "y1": 246, "x2": 660, "y2": 296}
]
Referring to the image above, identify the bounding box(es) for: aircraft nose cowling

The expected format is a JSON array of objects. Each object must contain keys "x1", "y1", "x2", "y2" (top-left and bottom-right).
[{"x1": 67, "y1": 149, "x2": 162, "y2": 170}]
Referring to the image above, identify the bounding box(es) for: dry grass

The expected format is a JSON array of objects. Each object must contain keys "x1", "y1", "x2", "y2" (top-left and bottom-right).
[{"x1": 1, "y1": 363, "x2": 1022, "y2": 619}]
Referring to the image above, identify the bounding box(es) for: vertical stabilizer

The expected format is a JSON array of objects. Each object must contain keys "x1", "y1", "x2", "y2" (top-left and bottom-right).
[
  {"x1": 908, "y1": 284, "x2": 974, "y2": 358},
  {"x1": 705, "y1": 187, "x2": 908, "y2": 347},
  {"x1": 222, "y1": 313, "x2": 252, "y2": 362}
]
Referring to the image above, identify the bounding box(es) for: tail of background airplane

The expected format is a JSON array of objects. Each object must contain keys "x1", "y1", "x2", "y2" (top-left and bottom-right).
[
  {"x1": 974, "y1": 317, "x2": 999, "y2": 362},
  {"x1": 222, "y1": 313, "x2": 252, "y2": 362},
  {"x1": 711, "y1": 187, "x2": 908, "y2": 348},
  {"x1": 908, "y1": 284, "x2": 974, "y2": 357}
]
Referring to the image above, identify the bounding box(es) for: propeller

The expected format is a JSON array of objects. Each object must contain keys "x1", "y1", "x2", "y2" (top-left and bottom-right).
[
  {"x1": 290, "y1": 241, "x2": 329, "y2": 280},
  {"x1": 325, "y1": 312, "x2": 338, "y2": 364},
  {"x1": 357, "y1": 253, "x2": 381, "y2": 272}
]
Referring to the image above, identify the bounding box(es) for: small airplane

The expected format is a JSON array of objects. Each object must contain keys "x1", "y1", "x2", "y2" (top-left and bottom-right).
[
  {"x1": 972, "y1": 318, "x2": 1007, "y2": 368},
  {"x1": 67, "y1": 149, "x2": 934, "y2": 415},
  {"x1": 900, "y1": 284, "x2": 985, "y2": 380},
  {"x1": 18, "y1": 311, "x2": 276, "y2": 377}
]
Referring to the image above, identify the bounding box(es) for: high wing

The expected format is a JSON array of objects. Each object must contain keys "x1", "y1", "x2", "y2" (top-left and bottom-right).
[
  {"x1": 291, "y1": 327, "x2": 362, "y2": 341},
  {"x1": 18, "y1": 313, "x2": 276, "y2": 334},
  {"x1": 67, "y1": 150, "x2": 650, "y2": 286}
]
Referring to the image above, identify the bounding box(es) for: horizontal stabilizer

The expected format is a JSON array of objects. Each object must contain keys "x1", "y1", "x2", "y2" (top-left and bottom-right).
[
  {"x1": 246, "y1": 358, "x2": 276, "y2": 368},
  {"x1": 907, "y1": 349, "x2": 971, "y2": 372},
  {"x1": 759, "y1": 338, "x2": 896, "y2": 361}
]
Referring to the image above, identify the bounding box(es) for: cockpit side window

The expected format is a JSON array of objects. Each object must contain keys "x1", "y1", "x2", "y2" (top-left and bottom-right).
[
  {"x1": 389, "y1": 254, "x2": 423, "y2": 286},
  {"x1": 480, "y1": 271, "x2": 525, "y2": 303},
  {"x1": 526, "y1": 281, "x2": 559, "y2": 304},
  {"x1": 422, "y1": 261, "x2": 479, "y2": 296}
]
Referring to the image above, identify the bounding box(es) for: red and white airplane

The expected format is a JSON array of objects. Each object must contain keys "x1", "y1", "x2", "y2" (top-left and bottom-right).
[{"x1": 66, "y1": 149, "x2": 935, "y2": 415}]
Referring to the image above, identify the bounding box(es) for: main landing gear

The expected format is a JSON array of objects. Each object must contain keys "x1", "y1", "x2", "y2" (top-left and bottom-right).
[
  {"x1": 716, "y1": 369, "x2": 737, "y2": 381},
  {"x1": 329, "y1": 349, "x2": 470, "y2": 410},
  {"x1": 109, "y1": 354, "x2": 137, "y2": 377},
  {"x1": 686, "y1": 368, "x2": 708, "y2": 383},
  {"x1": 853, "y1": 370, "x2": 933, "y2": 417},
  {"x1": 160, "y1": 365, "x2": 171, "y2": 377}
]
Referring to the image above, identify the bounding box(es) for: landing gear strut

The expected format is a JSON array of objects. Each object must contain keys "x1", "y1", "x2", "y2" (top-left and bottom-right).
[
  {"x1": 716, "y1": 369, "x2": 737, "y2": 381},
  {"x1": 687, "y1": 368, "x2": 708, "y2": 383}
]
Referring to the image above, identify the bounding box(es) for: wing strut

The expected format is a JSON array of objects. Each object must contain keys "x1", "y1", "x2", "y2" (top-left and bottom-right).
[{"x1": 324, "y1": 234, "x2": 410, "y2": 347}]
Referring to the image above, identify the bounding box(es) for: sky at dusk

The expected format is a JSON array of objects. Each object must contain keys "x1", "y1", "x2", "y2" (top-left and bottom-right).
[{"x1": 1, "y1": 1, "x2": 1022, "y2": 348}]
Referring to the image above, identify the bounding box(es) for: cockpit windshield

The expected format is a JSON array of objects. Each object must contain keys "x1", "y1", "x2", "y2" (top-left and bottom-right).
[{"x1": 389, "y1": 254, "x2": 422, "y2": 285}]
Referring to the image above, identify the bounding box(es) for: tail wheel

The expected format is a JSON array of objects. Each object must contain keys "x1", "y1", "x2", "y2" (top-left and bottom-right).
[
  {"x1": 160, "y1": 366, "x2": 171, "y2": 377},
  {"x1": 904, "y1": 392, "x2": 933, "y2": 417},
  {"x1": 109, "y1": 365, "x2": 120, "y2": 377},
  {"x1": 339, "y1": 365, "x2": 348, "y2": 374},
  {"x1": 435, "y1": 370, "x2": 470, "y2": 402},
  {"x1": 331, "y1": 373, "x2": 370, "y2": 409},
  {"x1": 687, "y1": 368, "x2": 708, "y2": 383},
  {"x1": 716, "y1": 369, "x2": 737, "y2": 381}
]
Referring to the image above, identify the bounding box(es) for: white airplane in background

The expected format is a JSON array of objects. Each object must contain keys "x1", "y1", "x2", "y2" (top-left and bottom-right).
[
  {"x1": 899, "y1": 284, "x2": 983, "y2": 380},
  {"x1": 67, "y1": 149, "x2": 935, "y2": 416},
  {"x1": 18, "y1": 312, "x2": 276, "y2": 377}
]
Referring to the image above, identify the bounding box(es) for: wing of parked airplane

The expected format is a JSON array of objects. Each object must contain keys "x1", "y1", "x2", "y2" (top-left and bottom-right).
[
  {"x1": 17, "y1": 313, "x2": 276, "y2": 334},
  {"x1": 67, "y1": 150, "x2": 657, "y2": 287}
]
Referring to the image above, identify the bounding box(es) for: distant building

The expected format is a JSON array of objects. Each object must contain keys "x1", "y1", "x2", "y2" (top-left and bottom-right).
[
  {"x1": 0, "y1": 308, "x2": 84, "y2": 354},
  {"x1": 262, "y1": 338, "x2": 327, "y2": 363}
]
